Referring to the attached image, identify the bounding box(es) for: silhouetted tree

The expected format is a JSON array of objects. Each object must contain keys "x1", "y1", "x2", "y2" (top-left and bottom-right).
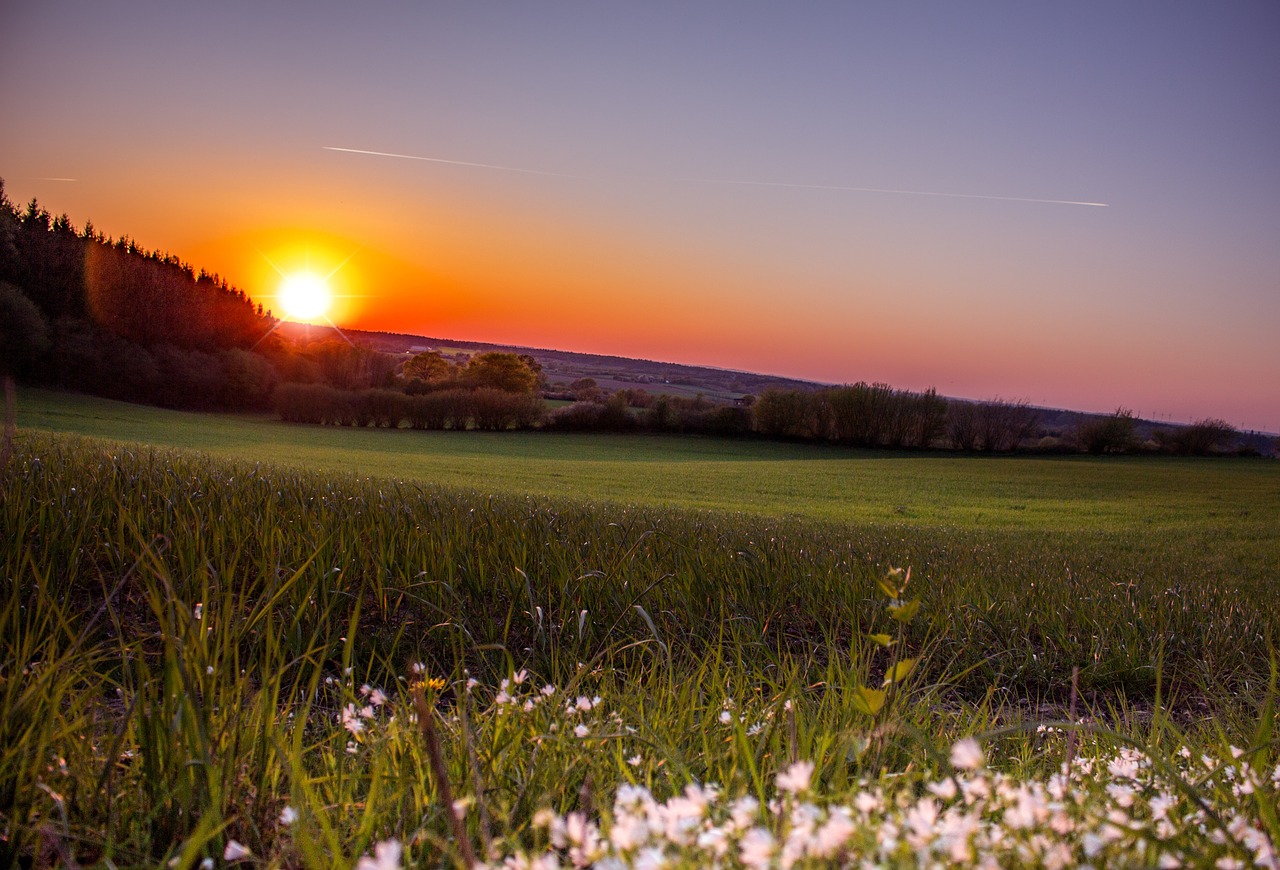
[{"x1": 0, "y1": 282, "x2": 50, "y2": 474}]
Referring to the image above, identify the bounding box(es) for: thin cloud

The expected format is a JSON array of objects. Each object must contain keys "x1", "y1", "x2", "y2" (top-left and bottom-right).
[{"x1": 324, "y1": 145, "x2": 1108, "y2": 208}]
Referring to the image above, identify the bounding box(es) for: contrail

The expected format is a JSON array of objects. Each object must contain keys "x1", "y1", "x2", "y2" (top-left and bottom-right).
[
  {"x1": 684, "y1": 178, "x2": 1109, "y2": 207},
  {"x1": 324, "y1": 145, "x2": 1108, "y2": 207},
  {"x1": 323, "y1": 146, "x2": 583, "y2": 179},
  {"x1": 35, "y1": 177, "x2": 78, "y2": 182}
]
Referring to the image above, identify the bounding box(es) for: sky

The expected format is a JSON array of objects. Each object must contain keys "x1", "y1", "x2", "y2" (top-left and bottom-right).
[{"x1": 2, "y1": 2, "x2": 1278, "y2": 431}]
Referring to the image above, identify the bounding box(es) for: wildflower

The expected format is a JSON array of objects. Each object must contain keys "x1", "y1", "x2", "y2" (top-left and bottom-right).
[
  {"x1": 853, "y1": 790, "x2": 881, "y2": 815},
  {"x1": 341, "y1": 704, "x2": 365, "y2": 736},
  {"x1": 777, "y1": 760, "x2": 815, "y2": 795},
  {"x1": 279, "y1": 805, "x2": 298, "y2": 825},
  {"x1": 950, "y1": 737, "x2": 985, "y2": 770},
  {"x1": 368, "y1": 688, "x2": 387, "y2": 707},
  {"x1": 610, "y1": 812, "x2": 650, "y2": 851},
  {"x1": 627, "y1": 754, "x2": 643, "y2": 767},
  {"x1": 574, "y1": 724, "x2": 590, "y2": 738},
  {"x1": 193, "y1": 603, "x2": 203, "y2": 620},
  {"x1": 739, "y1": 827, "x2": 776, "y2": 870},
  {"x1": 718, "y1": 710, "x2": 733, "y2": 724},
  {"x1": 223, "y1": 840, "x2": 251, "y2": 861},
  {"x1": 927, "y1": 778, "x2": 958, "y2": 800},
  {"x1": 812, "y1": 808, "x2": 856, "y2": 857},
  {"x1": 355, "y1": 838, "x2": 402, "y2": 870},
  {"x1": 410, "y1": 662, "x2": 426, "y2": 675}
]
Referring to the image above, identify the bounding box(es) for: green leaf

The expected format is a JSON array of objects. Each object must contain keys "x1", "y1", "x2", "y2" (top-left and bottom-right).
[
  {"x1": 882, "y1": 657, "x2": 919, "y2": 686},
  {"x1": 888, "y1": 597, "x2": 921, "y2": 623},
  {"x1": 876, "y1": 577, "x2": 899, "y2": 599},
  {"x1": 851, "y1": 684, "x2": 886, "y2": 716},
  {"x1": 867, "y1": 633, "x2": 895, "y2": 648}
]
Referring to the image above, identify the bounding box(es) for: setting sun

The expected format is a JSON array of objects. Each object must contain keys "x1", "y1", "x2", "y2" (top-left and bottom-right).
[{"x1": 278, "y1": 272, "x2": 332, "y2": 322}]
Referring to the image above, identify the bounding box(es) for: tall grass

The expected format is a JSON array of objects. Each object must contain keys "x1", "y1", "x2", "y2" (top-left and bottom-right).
[{"x1": 2, "y1": 431, "x2": 1277, "y2": 867}]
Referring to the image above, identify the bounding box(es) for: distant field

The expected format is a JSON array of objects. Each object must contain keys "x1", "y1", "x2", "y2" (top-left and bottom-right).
[{"x1": 19, "y1": 388, "x2": 1280, "y2": 534}]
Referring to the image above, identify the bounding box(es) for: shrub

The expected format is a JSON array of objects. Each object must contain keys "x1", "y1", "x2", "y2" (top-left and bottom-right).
[
  {"x1": 274, "y1": 382, "x2": 341, "y2": 424},
  {"x1": 1073, "y1": 408, "x2": 1138, "y2": 455}
]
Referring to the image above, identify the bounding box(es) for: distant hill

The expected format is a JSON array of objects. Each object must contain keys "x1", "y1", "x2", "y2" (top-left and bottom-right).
[
  {"x1": 275, "y1": 322, "x2": 823, "y2": 404},
  {"x1": 277, "y1": 322, "x2": 1277, "y2": 456}
]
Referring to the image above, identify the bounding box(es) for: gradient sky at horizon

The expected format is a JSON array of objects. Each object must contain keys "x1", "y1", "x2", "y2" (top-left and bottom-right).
[{"x1": 3, "y1": 2, "x2": 1278, "y2": 431}]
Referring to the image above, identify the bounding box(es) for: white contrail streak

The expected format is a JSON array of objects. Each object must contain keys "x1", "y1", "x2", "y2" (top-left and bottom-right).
[
  {"x1": 323, "y1": 146, "x2": 583, "y2": 178},
  {"x1": 685, "y1": 178, "x2": 1109, "y2": 207},
  {"x1": 324, "y1": 145, "x2": 1108, "y2": 207}
]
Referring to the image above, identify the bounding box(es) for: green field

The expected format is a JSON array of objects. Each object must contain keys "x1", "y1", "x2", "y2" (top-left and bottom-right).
[
  {"x1": 5, "y1": 389, "x2": 1280, "y2": 867},
  {"x1": 21, "y1": 388, "x2": 1280, "y2": 533}
]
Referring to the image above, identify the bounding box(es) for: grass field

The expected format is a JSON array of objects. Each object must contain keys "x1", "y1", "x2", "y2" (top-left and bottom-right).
[
  {"x1": 5, "y1": 388, "x2": 1280, "y2": 867},
  {"x1": 20, "y1": 388, "x2": 1280, "y2": 532}
]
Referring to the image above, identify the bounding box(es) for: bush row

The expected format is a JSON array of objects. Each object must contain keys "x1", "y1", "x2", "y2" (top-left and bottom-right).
[{"x1": 275, "y1": 384, "x2": 545, "y2": 430}]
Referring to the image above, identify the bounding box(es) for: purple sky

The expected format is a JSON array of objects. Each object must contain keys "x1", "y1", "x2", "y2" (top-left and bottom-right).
[{"x1": 3, "y1": 2, "x2": 1278, "y2": 430}]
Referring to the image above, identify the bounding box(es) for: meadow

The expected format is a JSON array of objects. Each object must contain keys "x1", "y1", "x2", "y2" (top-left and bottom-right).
[{"x1": 3, "y1": 390, "x2": 1279, "y2": 867}]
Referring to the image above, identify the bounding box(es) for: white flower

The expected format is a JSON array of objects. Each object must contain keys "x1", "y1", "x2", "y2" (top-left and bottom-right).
[
  {"x1": 279, "y1": 805, "x2": 298, "y2": 825},
  {"x1": 853, "y1": 791, "x2": 881, "y2": 814},
  {"x1": 927, "y1": 778, "x2": 958, "y2": 800},
  {"x1": 812, "y1": 809, "x2": 856, "y2": 857},
  {"x1": 950, "y1": 738, "x2": 985, "y2": 770},
  {"x1": 627, "y1": 754, "x2": 643, "y2": 767},
  {"x1": 355, "y1": 838, "x2": 402, "y2": 870},
  {"x1": 777, "y1": 760, "x2": 815, "y2": 795},
  {"x1": 341, "y1": 704, "x2": 365, "y2": 736},
  {"x1": 223, "y1": 840, "x2": 251, "y2": 861},
  {"x1": 718, "y1": 710, "x2": 733, "y2": 724},
  {"x1": 739, "y1": 827, "x2": 776, "y2": 870},
  {"x1": 574, "y1": 724, "x2": 590, "y2": 738}
]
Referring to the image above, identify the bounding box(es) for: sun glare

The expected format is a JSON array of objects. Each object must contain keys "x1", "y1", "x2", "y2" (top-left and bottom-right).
[{"x1": 278, "y1": 272, "x2": 332, "y2": 321}]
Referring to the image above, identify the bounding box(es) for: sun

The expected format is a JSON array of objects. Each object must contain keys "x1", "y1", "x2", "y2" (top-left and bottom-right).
[{"x1": 278, "y1": 272, "x2": 333, "y2": 321}]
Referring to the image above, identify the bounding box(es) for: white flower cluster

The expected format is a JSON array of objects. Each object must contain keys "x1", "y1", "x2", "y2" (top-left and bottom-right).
[{"x1": 484, "y1": 743, "x2": 1278, "y2": 869}]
